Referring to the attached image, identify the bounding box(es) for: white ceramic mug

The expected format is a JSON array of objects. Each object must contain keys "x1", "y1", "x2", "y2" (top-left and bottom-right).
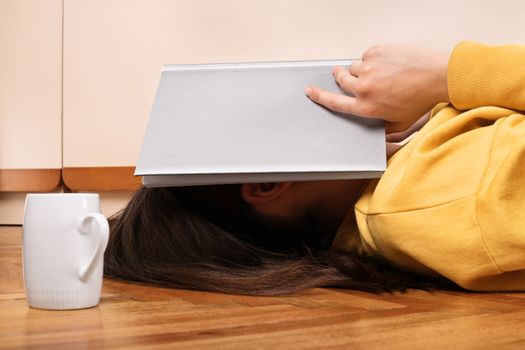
[{"x1": 23, "y1": 193, "x2": 109, "y2": 310}]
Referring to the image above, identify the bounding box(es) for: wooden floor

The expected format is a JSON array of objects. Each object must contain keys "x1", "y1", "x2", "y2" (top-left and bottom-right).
[{"x1": 2, "y1": 226, "x2": 525, "y2": 349}]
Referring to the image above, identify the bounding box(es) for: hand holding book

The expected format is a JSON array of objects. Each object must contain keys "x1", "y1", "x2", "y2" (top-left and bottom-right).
[
  {"x1": 305, "y1": 44, "x2": 450, "y2": 134},
  {"x1": 137, "y1": 60, "x2": 387, "y2": 186}
]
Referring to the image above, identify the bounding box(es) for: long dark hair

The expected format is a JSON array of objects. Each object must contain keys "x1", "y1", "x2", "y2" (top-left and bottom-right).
[{"x1": 104, "y1": 185, "x2": 455, "y2": 295}]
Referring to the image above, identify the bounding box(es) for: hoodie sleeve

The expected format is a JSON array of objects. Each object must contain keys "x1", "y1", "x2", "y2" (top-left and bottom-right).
[{"x1": 448, "y1": 41, "x2": 525, "y2": 111}]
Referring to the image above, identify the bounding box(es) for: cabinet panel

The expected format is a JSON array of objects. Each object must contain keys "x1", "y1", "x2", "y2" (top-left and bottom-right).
[
  {"x1": 0, "y1": 0, "x2": 62, "y2": 191},
  {"x1": 0, "y1": 169, "x2": 60, "y2": 192},
  {"x1": 62, "y1": 0, "x2": 525, "y2": 189},
  {"x1": 62, "y1": 166, "x2": 141, "y2": 191}
]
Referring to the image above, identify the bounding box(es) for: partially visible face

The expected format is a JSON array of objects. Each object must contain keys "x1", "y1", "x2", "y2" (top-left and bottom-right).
[
  {"x1": 298, "y1": 180, "x2": 366, "y2": 233},
  {"x1": 246, "y1": 179, "x2": 366, "y2": 234}
]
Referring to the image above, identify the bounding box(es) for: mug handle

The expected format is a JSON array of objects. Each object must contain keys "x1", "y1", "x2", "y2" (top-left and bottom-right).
[{"x1": 77, "y1": 213, "x2": 110, "y2": 283}]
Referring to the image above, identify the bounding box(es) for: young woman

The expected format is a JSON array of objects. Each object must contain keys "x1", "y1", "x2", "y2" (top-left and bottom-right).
[{"x1": 105, "y1": 41, "x2": 525, "y2": 295}]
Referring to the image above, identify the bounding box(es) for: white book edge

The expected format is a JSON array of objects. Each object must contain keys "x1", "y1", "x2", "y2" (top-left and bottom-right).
[{"x1": 141, "y1": 170, "x2": 384, "y2": 187}]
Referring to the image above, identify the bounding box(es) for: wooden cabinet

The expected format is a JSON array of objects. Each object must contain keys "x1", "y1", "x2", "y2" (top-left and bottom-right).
[
  {"x1": 2, "y1": 0, "x2": 525, "y2": 222},
  {"x1": 0, "y1": 0, "x2": 62, "y2": 192},
  {"x1": 61, "y1": 0, "x2": 525, "y2": 191},
  {"x1": 4, "y1": 0, "x2": 525, "y2": 187}
]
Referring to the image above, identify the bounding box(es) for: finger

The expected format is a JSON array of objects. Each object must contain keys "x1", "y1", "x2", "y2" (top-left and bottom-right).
[
  {"x1": 305, "y1": 86, "x2": 359, "y2": 115},
  {"x1": 349, "y1": 61, "x2": 362, "y2": 77},
  {"x1": 333, "y1": 67, "x2": 358, "y2": 94},
  {"x1": 332, "y1": 65, "x2": 345, "y2": 76}
]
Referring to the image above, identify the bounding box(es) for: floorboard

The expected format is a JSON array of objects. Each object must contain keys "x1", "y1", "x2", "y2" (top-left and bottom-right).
[{"x1": 2, "y1": 226, "x2": 525, "y2": 349}]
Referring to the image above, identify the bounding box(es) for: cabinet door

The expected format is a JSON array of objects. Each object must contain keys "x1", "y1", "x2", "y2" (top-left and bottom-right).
[
  {"x1": 0, "y1": 0, "x2": 62, "y2": 192},
  {"x1": 62, "y1": 0, "x2": 525, "y2": 191}
]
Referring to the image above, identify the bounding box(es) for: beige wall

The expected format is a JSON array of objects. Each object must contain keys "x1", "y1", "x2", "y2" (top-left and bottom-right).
[
  {"x1": 2, "y1": 0, "x2": 525, "y2": 224},
  {"x1": 0, "y1": 191, "x2": 133, "y2": 225},
  {"x1": 63, "y1": 0, "x2": 525, "y2": 168},
  {"x1": 0, "y1": 0, "x2": 62, "y2": 169}
]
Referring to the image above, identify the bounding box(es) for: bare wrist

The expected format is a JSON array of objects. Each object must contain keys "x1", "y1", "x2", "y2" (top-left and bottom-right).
[{"x1": 434, "y1": 51, "x2": 450, "y2": 103}]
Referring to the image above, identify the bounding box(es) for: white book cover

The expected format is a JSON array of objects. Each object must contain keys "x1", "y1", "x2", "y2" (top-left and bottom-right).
[{"x1": 135, "y1": 60, "x2": 386, "y2": 187}]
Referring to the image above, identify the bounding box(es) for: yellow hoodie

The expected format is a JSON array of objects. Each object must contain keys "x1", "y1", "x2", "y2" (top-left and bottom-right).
[{"x1": 333, "y1": 41, "x2": 525, "y2": 291}]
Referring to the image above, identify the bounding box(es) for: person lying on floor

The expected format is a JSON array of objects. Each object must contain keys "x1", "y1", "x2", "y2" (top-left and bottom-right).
[{"x1": 104, "y1": 41, "x2": 525, "y2": 295}]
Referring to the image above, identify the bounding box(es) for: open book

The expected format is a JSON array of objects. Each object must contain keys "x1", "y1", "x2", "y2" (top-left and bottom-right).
[{"x1": 135, "y1": 60, "x2": 386, "y2": 187}]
